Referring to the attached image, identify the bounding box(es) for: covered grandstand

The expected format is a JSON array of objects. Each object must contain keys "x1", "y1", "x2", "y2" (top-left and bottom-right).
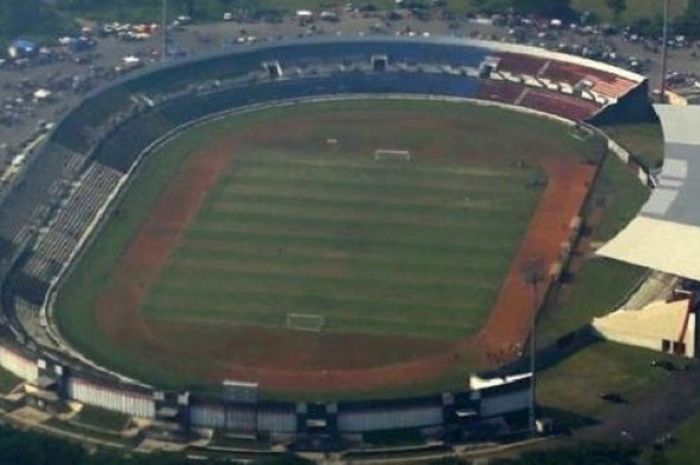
[
  {"x1": 598, "y1": 105, "x2": 700, "y2": 281},
  {"x1": 595, "y1": 105, "x2": 700, "y2": 358}
]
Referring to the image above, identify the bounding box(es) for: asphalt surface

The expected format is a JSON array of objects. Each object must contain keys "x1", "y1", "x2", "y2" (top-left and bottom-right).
[{"x1": 577, "y1": 362, "x2": 700, "y2": 446}]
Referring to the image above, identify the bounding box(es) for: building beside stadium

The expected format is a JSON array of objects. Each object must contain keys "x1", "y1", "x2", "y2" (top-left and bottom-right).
[{"x1": 595, "y1": 105, "x2": 700, "y2": 359}]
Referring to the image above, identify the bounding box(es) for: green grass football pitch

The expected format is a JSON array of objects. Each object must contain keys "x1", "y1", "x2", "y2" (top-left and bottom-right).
[{"x1": 142, "y1": 147, "x2": 543, "y2": 339}]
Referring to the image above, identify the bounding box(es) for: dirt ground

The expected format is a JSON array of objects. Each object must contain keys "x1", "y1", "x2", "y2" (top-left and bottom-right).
[
  {"x1": 94, "y1": 112, "x2": 597, "y2": 394},
  {"x1": 476, "y1": 157, "x2": 597, "y2": 365}
]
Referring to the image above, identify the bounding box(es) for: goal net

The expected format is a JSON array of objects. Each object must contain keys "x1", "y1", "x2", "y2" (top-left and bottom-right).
[
  {"x1": 374, "y1": 149, "x2": 412, "y2": 162},
  {"x1": 286, "y1": 313, "x2": 326, "y2": 332}
]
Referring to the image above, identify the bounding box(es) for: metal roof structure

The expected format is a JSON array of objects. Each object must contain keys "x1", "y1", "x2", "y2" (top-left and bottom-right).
[{"x1": 597, "y1": 105, "x2": 700, "y2": 281}]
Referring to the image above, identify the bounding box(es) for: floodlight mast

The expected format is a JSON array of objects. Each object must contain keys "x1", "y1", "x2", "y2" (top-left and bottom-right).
[
  {"x1": 161, "y1": 0, "x2": 168, "y2": 62},
  {"x1": 660, "y1": 0, "x2": 671, "y2": 103},
  {"x1": 529, "y1": 278, "x2": 538, "y2": 434},
  {"x1": 523, "y1": 258, "x2": 545, "y2": 435}
]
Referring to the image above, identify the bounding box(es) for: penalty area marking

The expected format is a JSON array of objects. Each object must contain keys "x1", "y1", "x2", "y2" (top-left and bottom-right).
[
  {"x1": 286, "y1": 313, "x2": 326, "y2": 332},
  {"x1": 374, "y1": 149, "x2": 412, "y2": 162}
]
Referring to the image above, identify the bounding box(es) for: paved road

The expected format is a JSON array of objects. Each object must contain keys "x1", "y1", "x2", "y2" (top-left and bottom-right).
[
  {"x1": 471, "y1": 365, "x2": 700, "y2": 461},
  {"x1": 576, "y1": 362, "x2": 700, "y2": 446}
]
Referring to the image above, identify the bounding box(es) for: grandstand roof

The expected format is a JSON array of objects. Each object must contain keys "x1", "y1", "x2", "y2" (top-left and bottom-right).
[{"x1": 597, "y1": 105, "x2": 700, "y2": 281}]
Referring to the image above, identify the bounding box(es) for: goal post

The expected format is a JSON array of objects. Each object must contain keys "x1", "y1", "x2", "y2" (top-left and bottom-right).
[
  {"x1": 374, "y1": 149, "x2": 412, "y2": 162},
  {"x1": 286, "y1": 313, "x2": 326, "y2": 332}
]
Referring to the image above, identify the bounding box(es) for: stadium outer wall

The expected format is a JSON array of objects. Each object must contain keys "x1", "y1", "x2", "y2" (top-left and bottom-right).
[{"x1": 0, "y1": 36, "x2": 651, "y2": 450}]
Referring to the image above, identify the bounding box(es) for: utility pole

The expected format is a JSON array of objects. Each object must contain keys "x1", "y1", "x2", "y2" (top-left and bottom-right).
[
  {"x1": 161, "y1": 0, "x2": 168, "y2": 62},
  {"x1": 522, "y1": 258, "x2": 545, "y2": 436},
  {"x1": 660, "y1": 0, "x2": 671, "y2": 102}
]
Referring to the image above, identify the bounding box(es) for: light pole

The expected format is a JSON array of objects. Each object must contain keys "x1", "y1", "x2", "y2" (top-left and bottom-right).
[
  {"x1": 161, "y1": 0, "x2": 168, "y2": 62},
  {"x1": 522, "y1": 258, "x2": 546, "y2": 435},
  {"x1": 659, "y1": 0, "x2": 671, "y2": 102}
]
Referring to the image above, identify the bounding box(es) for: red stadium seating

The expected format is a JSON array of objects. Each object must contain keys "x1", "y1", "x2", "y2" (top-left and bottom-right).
[
  {"x1": 519, "y1": 88, "x2": 602, "y2": 121},
  {"x1": 495, "y1": 52, "x2": 548, "y2": 77},
  {"x1": 477, "y1": 79, "x2": 525, "y2": 105},
  {"x1": 477, "y1": 76, "x2": 604, "y2": 121},
  {"x1": 494, "y1": 52, "x2": 637, "y2": 100},
  {"x1": 542, "y1": 61, "x2": 637, "y2": 99}
]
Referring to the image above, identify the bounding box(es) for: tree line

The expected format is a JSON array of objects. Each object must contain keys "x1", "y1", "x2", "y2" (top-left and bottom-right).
[
  {"x1": 0, "y1": 424, "x2": 316, "y2": 465},
  {"x1": 1, "y1": 0, "x2": 699, "y2": 46},
  {"x1": 0, "y1": 427, "x2": 659, "y2": 465}
]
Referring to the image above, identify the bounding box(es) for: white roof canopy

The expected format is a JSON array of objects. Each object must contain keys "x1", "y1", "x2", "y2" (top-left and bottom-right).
[{"x1": 597, "y1": 105, "x2": 700, "y2": 281}]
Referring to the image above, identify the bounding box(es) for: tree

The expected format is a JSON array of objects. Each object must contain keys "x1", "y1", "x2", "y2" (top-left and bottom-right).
[
  {"x1": 606, "y1": 0, "x2": 627, "y2": 21},
  {"x1": 471, "y1": 0, "x2": 513, "y2": 15},
  {"x1": 489, "y1": 441, "x2": 639, "y2": 465},
  {"x1": 0, "y1": 0, "x2": 43, "y2": 38},
  {"x1": 630, "y1": 14, "x2": 664, "y2": 37},
  {"x1": 0, "y1": 425, "x2": 230, "y2": 465},
  {"x1": 250, "y1": 455, "x2": 314, "y2": 465},
  {"x1": 673, "y1": 0, "x2": 700, "y2": 39},
  {"x1": 512, "y1": 0, "x2": 574, "y2": 19}
]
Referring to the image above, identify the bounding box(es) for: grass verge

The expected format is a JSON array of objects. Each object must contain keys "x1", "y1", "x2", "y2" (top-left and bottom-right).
[
  {"x1": 538, "y1": 341, "x2": 680, "y2": 428},
  {"x1": 538, "y1": 149, "x2": 650, "y2": 346},
  {"x1": 73, "y1": 406, "x2": 130, "y2": 432}
]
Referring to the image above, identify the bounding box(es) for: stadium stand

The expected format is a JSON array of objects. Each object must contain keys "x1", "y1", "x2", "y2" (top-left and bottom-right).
[
  {"x1": 0, "y1": 36, "x2": 649, "y2": 448},
  {"x1": 5, "y1": 271, "x2": 49, "y2": 306},
  {"x1": 494, "y1": 52, "x2": 549, "y2": 77},
  {"x1": 159, "y1": 72, "x2": 483, "y2": 129},
  {"x1": 0, "y1": 145, "x2": 85, "y2": 266},
  {"x1": 475, "y1": 79, "x2": 603, "y2": 121},
  {"x1": 476, "y1": 79, "x2": 528, "y2": 104},
  {"x1": 488, "y1": 52, "x2": 639, "y2": 102},
  {"x1": 94, "y1": 110, "x2": 174, "y2": 172},
  {"x1": 53, "y1": 87, "x2": 136, "y2": 154},
  {"x1": 599, "y1": 105, "x2": 700, "y2": 279},
  {"x1": 519, "y1": 87, "x2": 603, "y2": 121},
  {"x1": 21, "y1": 162, "x2": 123, "y2": 283},
  {"x1": 541, "y1": 61, "x2": 638, "y2": 99}
]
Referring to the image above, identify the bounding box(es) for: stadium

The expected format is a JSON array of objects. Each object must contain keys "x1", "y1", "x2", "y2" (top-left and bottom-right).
[{"x1": 0, "y1": 35, "x2": 674, "y2": 451}]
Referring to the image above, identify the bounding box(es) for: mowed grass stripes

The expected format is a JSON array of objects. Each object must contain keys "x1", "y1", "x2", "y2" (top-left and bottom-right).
[
  {"x1": 144, "y1": 149, "x2": 543, "y2": 339},
  {"x1": 53, "y1": 98, "x2": 600, "y2": 390}
]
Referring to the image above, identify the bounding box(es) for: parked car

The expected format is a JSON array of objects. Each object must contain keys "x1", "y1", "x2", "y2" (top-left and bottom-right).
[
  {"x1": 651, "y1": 360, "x2": 676, "y2": 371},
  {"x1": 598, "y1": 391, "x2": 626, "y2": 404}
]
